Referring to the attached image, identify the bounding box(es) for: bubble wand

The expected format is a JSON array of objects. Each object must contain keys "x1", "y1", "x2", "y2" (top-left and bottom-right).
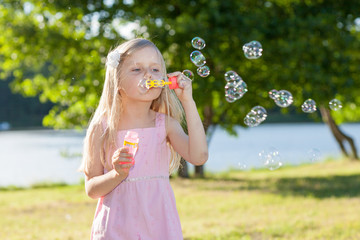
[{"x1": 145, "y1": 76, "x2": 179, "y2": 89}]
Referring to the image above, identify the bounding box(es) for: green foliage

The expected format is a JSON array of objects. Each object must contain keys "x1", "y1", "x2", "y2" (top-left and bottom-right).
[{"x1": 0, "y1": 0, "x2": 359, "y2": 129}]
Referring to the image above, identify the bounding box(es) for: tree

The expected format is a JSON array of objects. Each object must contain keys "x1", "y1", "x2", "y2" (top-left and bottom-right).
[{"x1": 1, "y1": 0, "x2": 359, "y2": 177}]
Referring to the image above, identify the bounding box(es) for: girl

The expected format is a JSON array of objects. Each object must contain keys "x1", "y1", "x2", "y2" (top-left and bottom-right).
[{"x1": 80, "y1": 38, "x2": 208, "y2": 240}]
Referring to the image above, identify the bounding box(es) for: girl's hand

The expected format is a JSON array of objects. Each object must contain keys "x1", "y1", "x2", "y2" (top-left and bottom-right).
[
  {"x1": 167, "y1": 71, "x2": 193, "y2": 103},
  {"x1": 112, "y1": 147, "x2": 134, "y2": 177}
]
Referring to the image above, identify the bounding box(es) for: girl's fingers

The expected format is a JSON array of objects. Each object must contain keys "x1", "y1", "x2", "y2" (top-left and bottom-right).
[{"x1": 167, "y1": 71, "x2": 182, "y2": 78}]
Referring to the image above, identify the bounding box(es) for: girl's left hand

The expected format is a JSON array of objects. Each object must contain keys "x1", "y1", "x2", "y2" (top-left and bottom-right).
[{"x1": 167, "y1": 71, "x2": 193, "y2": 103}]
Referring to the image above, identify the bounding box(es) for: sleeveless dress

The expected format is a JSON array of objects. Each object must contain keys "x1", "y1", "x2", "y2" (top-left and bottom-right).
[{"x1": 91, "y1": 112, "x2": 183, "y2": 240}]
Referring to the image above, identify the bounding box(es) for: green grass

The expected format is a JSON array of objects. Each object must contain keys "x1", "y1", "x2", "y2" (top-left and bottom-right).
[{"x1": 1, "y1": 159, "x2": 360, "y2": 239}]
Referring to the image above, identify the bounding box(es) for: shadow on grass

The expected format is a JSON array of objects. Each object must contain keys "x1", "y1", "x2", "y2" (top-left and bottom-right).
[
  {"x1": 202, "y1": 174, "x2": 360, "y2": 198},
  {"x1": 273, "y1": 174, "x2": 360, "y2": 198}
]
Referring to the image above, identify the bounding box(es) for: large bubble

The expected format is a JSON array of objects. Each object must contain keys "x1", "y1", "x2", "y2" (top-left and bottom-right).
[
  {"x1": 329, "y1": 99, "x2": 343, "y2": 111},
  {"x1": 191, "y1": 37, "x2": 206, "y2": 50},
  {"x1": 274, "y1": 90, "x2": 293, "y2": 108},
  {"x1": 243, "y1": 40, "x2": 263, "y2": 59},
  {"x1": 190, "y1": 50, "x2": 206, "y2": 67},
  {"x1": 182, "y1": 69, "x2": 194, "y2": 81},
  {"x1": 224, "y1": 70, "x2": 248, "y2": 102},
  {"x1": 301, "y1": 99, "x2": 317, "y2": 113},
  {"x1": 197, "y1": 65, "x2": 210, "y2": 77},
  {"x1": 244, "y1": 106, "x2": 267, "y2": 127}
]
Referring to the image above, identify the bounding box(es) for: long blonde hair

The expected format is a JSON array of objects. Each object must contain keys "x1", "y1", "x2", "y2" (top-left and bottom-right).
[{"x1": 79, "y1": 38, "x2": 184, "y2": 176}]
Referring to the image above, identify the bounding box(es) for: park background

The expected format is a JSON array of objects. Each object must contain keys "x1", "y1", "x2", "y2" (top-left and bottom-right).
[{"x1": 1, "y1": 0, "x2": 360, "y2": 239}]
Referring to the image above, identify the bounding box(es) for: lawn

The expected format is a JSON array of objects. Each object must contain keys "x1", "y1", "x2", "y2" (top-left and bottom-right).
[{"x1": 1, "y1": 159, "x2": 360, "y2": 240}]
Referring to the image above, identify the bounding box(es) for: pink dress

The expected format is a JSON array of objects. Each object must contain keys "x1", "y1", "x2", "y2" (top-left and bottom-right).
[{"x1": 91, "y1": 112, "x2": 183, "y2": 240}]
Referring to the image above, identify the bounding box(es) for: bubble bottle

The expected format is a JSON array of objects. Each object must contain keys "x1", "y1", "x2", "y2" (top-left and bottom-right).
[{"x1": 120, "y1": 131, "x2": 139, "y2": 165}]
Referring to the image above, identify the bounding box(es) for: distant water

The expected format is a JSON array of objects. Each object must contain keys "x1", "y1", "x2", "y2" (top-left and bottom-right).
[{"x1": 0, "y1": 123, "x2": 359, "y2": 187}]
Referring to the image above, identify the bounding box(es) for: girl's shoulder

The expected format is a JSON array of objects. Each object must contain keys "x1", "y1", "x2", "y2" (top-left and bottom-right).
[{"x1": 163, "y1": 113, "x2": 182, "y2": 137}]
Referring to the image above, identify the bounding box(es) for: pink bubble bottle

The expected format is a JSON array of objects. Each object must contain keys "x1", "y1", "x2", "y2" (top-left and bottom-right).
[{"x1": 121, "y1": 131, "x2": 139, "y2": 164}]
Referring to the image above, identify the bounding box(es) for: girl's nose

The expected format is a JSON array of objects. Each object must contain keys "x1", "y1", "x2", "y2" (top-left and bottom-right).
[{"x1": 144, "y1": 69, "x2": 153, "y2": 79}]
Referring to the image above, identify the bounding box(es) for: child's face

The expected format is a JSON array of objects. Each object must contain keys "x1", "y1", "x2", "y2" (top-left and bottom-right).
[{"x1": 120, "y1": 46, "x2": 164, "y2": 100}]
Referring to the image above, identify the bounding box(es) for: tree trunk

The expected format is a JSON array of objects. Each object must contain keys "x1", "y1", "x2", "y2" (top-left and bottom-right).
[
  {"x1": 319, "y1": 106, "x2": 358, "y2": 160},
  {"x1": 194, "y1": 105, "x2": 214, "y2": 178}
]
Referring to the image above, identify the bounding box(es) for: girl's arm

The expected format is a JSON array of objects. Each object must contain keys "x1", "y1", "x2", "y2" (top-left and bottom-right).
[
  {"x1": 84, "y1": 126, "x2": 133, "y2": 199},
  {"x1": 166, "y1": 72, "x2": 209, "y2": 166}
]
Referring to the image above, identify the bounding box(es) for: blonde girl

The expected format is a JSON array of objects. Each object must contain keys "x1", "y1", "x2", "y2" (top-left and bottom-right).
[{"x1": 80, "y1": 38, "x2": 208, "y2": 240}]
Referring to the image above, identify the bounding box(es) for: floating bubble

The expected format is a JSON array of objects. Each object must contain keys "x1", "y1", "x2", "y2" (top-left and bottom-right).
[
  {"x1": 191, "y1": 37, "x2": 206, "y2": 50},
  {"x1": 238, "y1": 162, "x2": 247, "y2": 170},
  {"x1": 242, "y1": 40, "x2": 263, "y2": 59},
  {"x1": 224, "y1": 70, "x2": 240, "y2": 82},
  {"x1": 307, "y1": 148, "x2": 321, "y2": 162},
  {"x1": 235, "y1": 80, "x2": 248, "y2": 95},
  {"x1": 224, "y1": 70, "x2": 248, "y2": 103},
  {"x1": 259, "y1": 148, "x2": 282, "y2": 171},
  {"x1": 182, "y1": 69, "x2": 194, "y2": 81},
  {"x1": 301, "y1": 99, "x2": 317, "y2": 113},
  {"x1": 244, "y1": 115, "x2": 259, "y2": 127},
  {"x1": 274, "y1": 90, "x2": 293, "y2": 108},
  {"x1": 244, "y1": 106, "x2": 267, "y2": 127},
  {"x1": 225, "y1": 80, "x2": 248, "y2": 100},
  {"x1": 329, "y1": 99, "x2": 343, "y2": 111},
  {"x1": 190, "y1": 50, "x2": 206, "y2": 67},
  {"x1": 197, "y1": 65, "x2": 210, "y2": 77},
  {"x1": 251, "y1": 106, "x2": 267, "y2": 122},
  {"x1": 268, "y1": 89, "x2": 279, "y2": 100}
]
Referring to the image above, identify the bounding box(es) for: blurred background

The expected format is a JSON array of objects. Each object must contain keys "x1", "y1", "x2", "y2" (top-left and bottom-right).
[
  {"x1": 0, "y1": 0, "x2": 359, "y2": 185},
  {"x1": 1, "y1": 1, "x2": 360, "y2": 239}
]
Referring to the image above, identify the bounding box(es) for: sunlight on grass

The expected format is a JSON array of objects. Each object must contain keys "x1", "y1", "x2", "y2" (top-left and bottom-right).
[{"x1": 1, "y1": 159, "x2": 360, "y2": 239}]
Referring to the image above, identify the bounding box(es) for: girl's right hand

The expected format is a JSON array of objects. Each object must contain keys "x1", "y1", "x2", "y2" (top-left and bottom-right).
[{"x1": 112, "y1": 147, "x2": 134, "y2": 177}]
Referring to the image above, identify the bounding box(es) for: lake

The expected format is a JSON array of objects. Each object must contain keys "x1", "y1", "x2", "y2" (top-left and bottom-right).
[{"x1": 0, "y1": 123, "x2": 359, "y2": 187}]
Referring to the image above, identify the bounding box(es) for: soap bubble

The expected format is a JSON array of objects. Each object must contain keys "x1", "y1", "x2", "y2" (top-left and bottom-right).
[
  {"x1": 225, "y1": 80, "x2": 248, "y2": 101},
  {"x1": 224, "y1": 70, "x2": 240, "y2": 82},
  {"x1": 307, "y1": 148, "x2": 321, "y2": 162},
  {"x1": 268, "y1": 89, "x2": 279, "y2": 100},
  {"x1": 259, "y1": 148, "x2": 282, "y2": 171},
  {"x1": 244, "y1": 106, "x2": 267, "y2": 127},
  {"x1": 191, "y1": 37, "x2": 206, "y2": 50},
  {"x1": 251, "y1": 106, "x2": 267, "y2": 122},
  {"x1": 274, "y1": 90, "x2": 293, "y2": 108},
  {"x1": 224, "y1": 70, "x2": 248, "y2": 102},
  {"x1": 190, "y1": 50, "x2": 206, "y2": 67},
  {"x1": 243, "y1": 40, "x2": 263, "y2": 59},
  {"x1": 301, "y1": 99, "x2": 317, "y2": 113},
  {"x1": 197, "y1": 65, "x2": 210, "y2": 77},
  {"x1": 244, "y1": 115, "x2": 259, "y2": 127},
  {"x1": 329, "y1": 99, "x2": 343, "y2": 111},
  {"x1": 238, "y1": 162, "x2": 247, "y2": 170},
  {"x1": 182, "y1": 69, "x2": 194, "y2": 81},
  {"x1": 137, "y1": 78, "x2": 149, "y2": 94}
]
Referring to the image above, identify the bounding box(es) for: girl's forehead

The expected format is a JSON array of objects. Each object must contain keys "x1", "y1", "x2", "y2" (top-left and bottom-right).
[{"x1": 127, "y1": 47, "x2": 162, "y2": 65}]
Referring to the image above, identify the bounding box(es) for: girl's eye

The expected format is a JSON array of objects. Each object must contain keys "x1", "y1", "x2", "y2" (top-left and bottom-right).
[
  {"x1": 152, "y1": 68, "x2": 160, "y2": 72},
  {"x1": 132, "y1": 68, "x2": 141, "y2": 72}
]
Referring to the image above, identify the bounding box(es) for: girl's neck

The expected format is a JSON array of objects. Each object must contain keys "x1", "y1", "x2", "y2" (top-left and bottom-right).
[{"x1": 119, "y1": 101, "x2": 156, "y2": 130}]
